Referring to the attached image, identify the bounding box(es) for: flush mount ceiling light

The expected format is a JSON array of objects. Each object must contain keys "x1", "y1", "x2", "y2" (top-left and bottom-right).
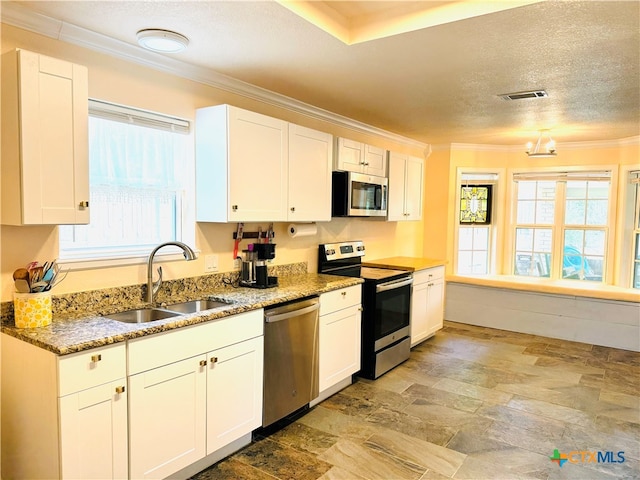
[
  {"x1": 526, "y1": 130, "x2": 557, "y2": 158},
  {"x1": 136, "y1": 29, "x2": 189, "y2": 53}
]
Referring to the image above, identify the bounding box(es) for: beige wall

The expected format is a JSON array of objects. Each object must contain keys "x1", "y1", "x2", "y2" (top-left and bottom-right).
[{"x1": 0, "y1": 24, "x2": 428, "y2": 302}]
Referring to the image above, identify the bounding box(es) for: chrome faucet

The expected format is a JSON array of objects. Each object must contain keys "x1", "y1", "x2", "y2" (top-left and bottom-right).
[{"x1": 147, "y1": 241, "x2": 197, "y2": 304}]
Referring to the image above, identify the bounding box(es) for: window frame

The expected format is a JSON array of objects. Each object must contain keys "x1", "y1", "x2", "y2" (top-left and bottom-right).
[
  {"x1": 58, "y1": 100, "x2": 196, "y2": 271},
  {"x1": 453, "y1": 168, "x2": 505, "y2": 276},
  {"x1": 505, "y1": 166, "x2": 618, "y2": 283},
  {"x1": 616, "y1": 167, "x2": 640, "y2": 288}
]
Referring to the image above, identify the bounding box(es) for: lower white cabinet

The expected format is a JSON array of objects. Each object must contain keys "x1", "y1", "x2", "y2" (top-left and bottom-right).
[
  {"x1": 1, "y1": 337, "x2": 127, "y2": 479},
  {"x1": 128, "y1": 354, "x2": 207, "y2": 479},
  {"x1": 318, "y1": 285, "x2": 362, "y2": 393},
  {"x1": 206, "y1": 337, "x2": 263, "y2": 454},
  {"x1": 411, "y1": 266, "x2": 445, "y2": 346},
  {"x1": 59, "y1": 380, "x2": 128, "y2": 479},
  {"x1": 127, "y1": 309, "x2": 264, "y2": 480}
]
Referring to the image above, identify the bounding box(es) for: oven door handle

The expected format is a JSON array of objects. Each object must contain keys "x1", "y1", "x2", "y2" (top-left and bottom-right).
[{"x1": 376, "y1": 277, "x2": 413, "y2": 293}]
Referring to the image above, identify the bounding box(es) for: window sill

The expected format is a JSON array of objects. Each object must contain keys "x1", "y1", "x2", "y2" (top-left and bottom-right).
[{"x1": 446, "y1": 274, "x2": 640, "y2": 303}]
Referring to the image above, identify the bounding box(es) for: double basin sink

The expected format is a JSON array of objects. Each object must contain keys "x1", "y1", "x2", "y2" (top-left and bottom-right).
[{"x1": 104, "y1": 299, "x2": 232, "y2": 323}]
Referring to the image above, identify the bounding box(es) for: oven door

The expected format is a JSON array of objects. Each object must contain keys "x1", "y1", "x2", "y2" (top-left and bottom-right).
[{"x1": 373, "y1": 276, "x2": 413, "y2": 350}]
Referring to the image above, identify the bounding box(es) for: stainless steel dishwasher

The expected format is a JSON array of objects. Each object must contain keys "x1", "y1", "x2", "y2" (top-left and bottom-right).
[{"x1": 262, "y1": 296, "x2": 320, "y2": 427}]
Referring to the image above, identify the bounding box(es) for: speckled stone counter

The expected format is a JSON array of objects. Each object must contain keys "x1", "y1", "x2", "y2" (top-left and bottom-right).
[
  {"x1": 363, "y1": 256, "x2": 446, "y2": 272},
  {"x1": 1, "y1": 267, "x2": 363, "y2": 356}
]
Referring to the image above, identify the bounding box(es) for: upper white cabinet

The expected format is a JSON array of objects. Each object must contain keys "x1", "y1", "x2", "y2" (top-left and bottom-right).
[
  {"x1": 196, "y1": 105, "x2": 288, "y2": 222},
  {"x1": 334, "y1": 137, "x2": 387, "y2": 177},
  {"x1": 288, "y1": 124, "x2": 332, "y2": 222},
  {"x1": 1, "y1": 49, "x2": 89, "y2": 225},
  {"x1": 196, "y1": 105, "x2": 333, "y2": 223},
  {"x1": 387, "y1": 151, "x2": 424, "y2": 221}
]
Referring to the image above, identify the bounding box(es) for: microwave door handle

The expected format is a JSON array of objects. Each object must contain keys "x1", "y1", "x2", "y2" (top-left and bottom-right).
[
  {"x1": 376, "y1": 277, "x2": 413, "y2": 293},
  {"x1": 382, "y1": 185, "x2": 387, "y2": 210}
]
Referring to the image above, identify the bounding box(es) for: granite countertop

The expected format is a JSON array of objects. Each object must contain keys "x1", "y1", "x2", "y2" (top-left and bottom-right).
[
  {"x1": 363, "y1": 256, "x2": 446, "y2": 272},
  {"x1": 1, "y1": 273, "x2": 363, "y2": 356}
]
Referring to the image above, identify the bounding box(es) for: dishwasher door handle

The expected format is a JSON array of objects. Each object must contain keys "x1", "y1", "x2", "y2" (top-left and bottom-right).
[{"x1": 265, "y1": 302, "x2": 320, "y2": 323}]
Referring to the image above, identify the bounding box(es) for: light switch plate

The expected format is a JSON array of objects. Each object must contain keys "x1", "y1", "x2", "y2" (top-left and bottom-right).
[{"x1": 204, "y1": 254, "x2": 218, "y2": 272}]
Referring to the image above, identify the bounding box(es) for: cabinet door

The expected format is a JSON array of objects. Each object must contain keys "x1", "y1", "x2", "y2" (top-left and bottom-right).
[
  {"x1": 206, "y1": 336, "x2": 264, "y2": 454},
  {"x1": 288, "y1": 124, "x2": 333, "y2": 221},
  {"x1": 404, "y1": 155, "x2": 424, "y2": 220},
  {"x1": 318, "y1": 305, "x2": 361, "y2": 392},
  {"x1": 410, "y1": 281, "x2": 430, "y2": 347},
  {"x1": 386, "y1": 152, "x2": 408, "y2": 221},
  {"x1": 3, "y1": 49, "x2": 89, "y2": 225},
  {"x1": 228, "y1": 107, "x2": 288, "y2": 221},
  {"x1": 59, "y1": 379, "x2": 128, "y2": 480},
  {"x1": 425, "y1": 277, "x2": 445, "y2": 338},
  {"x1": 129, "y1": 355, "x2": 206, "y2": 479},
  {"x1": 335, "y1": 137, "x2": 364, "y2": 172},
  {"x1": 363, "y1": 144, "x2": 387, "y2": 177}
]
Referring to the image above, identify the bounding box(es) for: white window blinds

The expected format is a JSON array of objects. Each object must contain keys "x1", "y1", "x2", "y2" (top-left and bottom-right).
[{"x1": 88, "y1": 99, "x2": 190, "y2": 134}]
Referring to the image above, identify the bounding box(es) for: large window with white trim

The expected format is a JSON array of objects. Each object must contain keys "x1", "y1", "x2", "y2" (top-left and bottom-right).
[
  {"x1": 512, "y1": 171, "x2": 612, "y2": 282},
  {"x1": 59, "y1": 100, "x2": 194, "y2": 264},
  {"x1": 631, "y1": 171, "x2": 640, "y2": 288}
]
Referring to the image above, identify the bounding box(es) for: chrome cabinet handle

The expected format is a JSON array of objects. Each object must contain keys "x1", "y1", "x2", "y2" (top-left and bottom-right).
[
  {"x1": 115, "y1": 386, "x2": 125, "y2": 394},
  {"x1": 91, "y1": 354, "x2": 102, "y2": 363}
]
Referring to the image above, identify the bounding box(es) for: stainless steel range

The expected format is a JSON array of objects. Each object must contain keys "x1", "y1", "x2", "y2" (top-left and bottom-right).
[{"x1": 318, "y1": 241, "x2": 412, "y2": 379}]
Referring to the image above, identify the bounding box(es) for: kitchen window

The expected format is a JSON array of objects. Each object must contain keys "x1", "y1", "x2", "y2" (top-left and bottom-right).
[
  {"x1": 631, "y1": 171, "x2": 640, "y2": 288},
  {"x1": 511, "y1": 171, "x2": 613, "y2": 282},
  {"x1": 59, "y1": 100, "x2": 194, "y2": 266},
  {"x1": 455, "y1": 172, "x2": 500, "y2": 275}
]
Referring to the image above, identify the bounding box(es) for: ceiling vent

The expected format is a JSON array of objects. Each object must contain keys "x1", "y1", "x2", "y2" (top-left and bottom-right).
[{"x1": 498, "y1": 90, "x2": 548, "y2": 101}]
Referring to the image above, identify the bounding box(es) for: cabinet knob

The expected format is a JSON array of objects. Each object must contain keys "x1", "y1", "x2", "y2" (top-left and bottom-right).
[
  {"x1": 341, "y1": 291, "x2": 347, "y2": 297},
  {"x1": 358, "y1": 307, "x2": 364, "y2": 311},
  {"x1": 79, "y1": 201, "x2": 89, "y2": 209},
  {"x1": 232, "y1": 205, "x2": 238, "y2": 212},
  {"x1": 91, "y1": 354, "x2": 102, "y2": 363},
  {"x1": 290, "y1": 207, "x2": 295, "y2": 212},
  {"x1": 210, "y1": 356, "x2": 218, "y2": 364},
  {"x1": 199, "y1": 360, "x2": 207, "y2": 367},
  {"x1": 115, "y1": 386, "x2": 125, "y2": 394}
]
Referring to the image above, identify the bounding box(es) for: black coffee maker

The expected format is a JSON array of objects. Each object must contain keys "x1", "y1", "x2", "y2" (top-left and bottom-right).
[{"x1": 240, "y1": 243, "x2": 278, "y2": 288}]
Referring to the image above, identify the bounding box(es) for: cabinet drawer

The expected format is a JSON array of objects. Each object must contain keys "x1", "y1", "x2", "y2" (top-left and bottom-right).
[
  {"x1": 320, "y1": 285, "x2": 362, "y2": 315},
  {"x1": 128, "y1": 309, "x2": 263, "y2": 375},
  {"x1": 58, "y1": 343, "x2": 126, "y2": 396},
  {"x1": 413, "y1": 266, "x2": 445, "y2": 286}
]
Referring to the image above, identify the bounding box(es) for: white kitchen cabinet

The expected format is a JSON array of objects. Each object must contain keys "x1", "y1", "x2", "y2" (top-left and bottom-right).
[
  {"x1": 196, "y1": 105, "x2": 288, "y2": 222},
  {"x1": 334, "y1": 137, "x2": 387, "y2": 177},
  {"x1": 206, "y1": 336, "x2": 263, "y2": 454},
  {"x1": 1, "y1": 48, "x2": 89, "y2": 225},
  {"x1": 128, "y1": 354, "x2": 207, "y2": 479},
  {"x1": 1, "y1": 337, "x2": 127, "y2": 479},
  {"x1": 287, "y1": 124, "x2": 333, "y2": 221},
  {"x1": 410, "y1": 266, "x2": 445, "y2": 346},
  {"x1": 318, "y1": 285, "x2": 362, "y2": 393},
  {"x1": 127, "y1": 309, "x2": 263, "y2": 479},
  {"x1": 387, "y1": 151, "x2": 424, "y2": 221}
]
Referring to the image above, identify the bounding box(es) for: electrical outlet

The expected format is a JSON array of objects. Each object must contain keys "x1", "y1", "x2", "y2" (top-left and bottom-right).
[{"x1": 204, "y1": 254, "x2": 218, "y2": 273}]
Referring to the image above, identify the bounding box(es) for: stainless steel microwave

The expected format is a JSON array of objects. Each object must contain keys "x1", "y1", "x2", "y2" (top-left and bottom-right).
[{"x1": 332, "y1": 171, "x2": 388, "y2": 217}]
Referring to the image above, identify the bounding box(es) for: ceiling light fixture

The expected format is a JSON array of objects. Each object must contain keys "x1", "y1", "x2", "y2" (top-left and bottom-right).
[
  {"x1": 526, "y1": 130, "x2": 557, "y2": 158},
  {"x1": 136, "y1": 29, "x2": 189, "y2": 53}
]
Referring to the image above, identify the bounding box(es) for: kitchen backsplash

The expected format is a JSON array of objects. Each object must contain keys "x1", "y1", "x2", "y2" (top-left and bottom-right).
[{"x1": 1, "y1": 262, "x2": 307, "y2": 322}]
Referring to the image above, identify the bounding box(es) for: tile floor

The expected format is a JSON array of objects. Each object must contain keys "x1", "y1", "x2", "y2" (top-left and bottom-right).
[{"x1": 191, "y1": 321, "x2": 640, "y2": 480}]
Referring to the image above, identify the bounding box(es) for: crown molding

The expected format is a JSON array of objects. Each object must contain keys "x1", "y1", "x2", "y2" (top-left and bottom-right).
[
  {"x1": 1, "y1": 1, "x2": 427, "y2": 149},
  {"x1": 440, "y1": 135, "x2": 640, "y2": 152}
]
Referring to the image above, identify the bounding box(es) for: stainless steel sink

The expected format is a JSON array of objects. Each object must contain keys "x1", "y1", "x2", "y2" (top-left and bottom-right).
[
  {"x1": 104, "y1": 308, "x2": 180, "y2": 323},
  {"x1": 163, "y1": 299, "x2": 232, "y2": 314}
]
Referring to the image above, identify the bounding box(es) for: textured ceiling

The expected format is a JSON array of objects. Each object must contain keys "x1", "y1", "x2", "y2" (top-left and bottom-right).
[{"x1": 6, "y1": 0, "x2": 640, "y2": 146}]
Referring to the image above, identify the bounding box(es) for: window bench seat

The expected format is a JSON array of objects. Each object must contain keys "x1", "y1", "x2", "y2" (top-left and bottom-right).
[{"x1": 445, "y1": 275, "x2": 640, "y2": 351}]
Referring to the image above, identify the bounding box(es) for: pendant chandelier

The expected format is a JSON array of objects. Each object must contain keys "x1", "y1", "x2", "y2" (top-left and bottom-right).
[{"x1": 526, "y1": 130, "x2": 557, "y2": 158}]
